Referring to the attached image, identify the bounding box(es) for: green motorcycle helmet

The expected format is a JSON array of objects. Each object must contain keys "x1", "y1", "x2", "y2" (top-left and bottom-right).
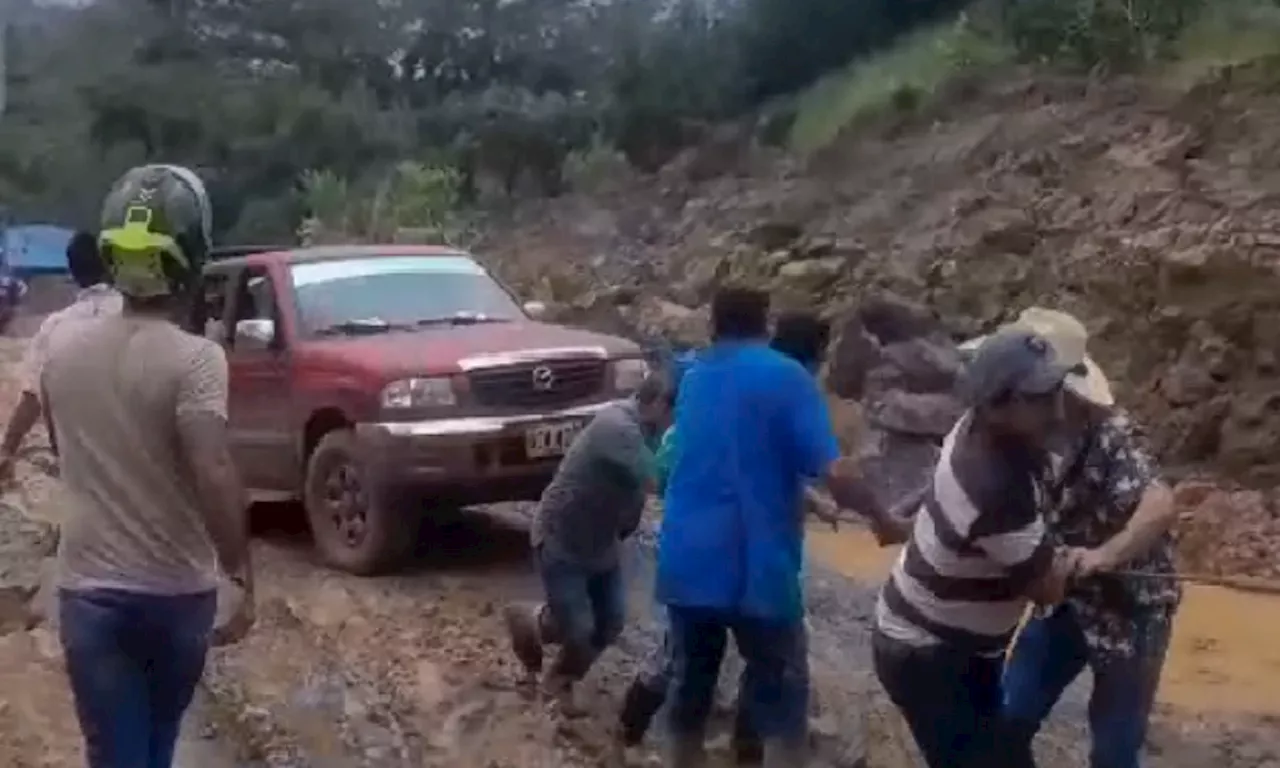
[{"x1": 98, "y1": 164, "x2": 212, "y2": 298}]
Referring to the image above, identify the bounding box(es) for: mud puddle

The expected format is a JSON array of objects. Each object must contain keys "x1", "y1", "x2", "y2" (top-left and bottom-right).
[
  {"x1": 808, "y1": 525, "x2": 1280, "y2": 718},
  {"x1": 808, "y1": 523, "x2": 1280, "y2": 768}
]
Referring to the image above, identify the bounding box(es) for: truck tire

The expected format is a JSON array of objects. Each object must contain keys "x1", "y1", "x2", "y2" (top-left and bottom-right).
[{"x1": 303, "y1": 429, "x2": 418, "y2": 575}]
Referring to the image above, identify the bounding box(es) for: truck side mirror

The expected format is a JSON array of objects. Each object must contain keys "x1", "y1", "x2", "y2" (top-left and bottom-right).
[{"x1": 234, "y1": 318, "x2": 276, "y2": 351}]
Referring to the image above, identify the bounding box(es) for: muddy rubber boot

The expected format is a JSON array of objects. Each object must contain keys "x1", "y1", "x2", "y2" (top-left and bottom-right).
[
  {"x1": 761, "y1": 738, "x2": 807, "y2": 768},
  {"x1": 503, "y1": 602, "x2": 544, "y2": 682},
  {"x1": 618, "y1": 678, "x2": 667, "y2": 747},
  {"x1": 666, "y1": 734, "x2": 707, "y2": 768},
  {"x1": 1000, "y1": 719, "x2": 1040, "y2": 768},
  {"x1": 732, "y1": 734, "x2": 764, "y2": 765},
  {"x1": 731, "y1": 702, "x2": 763, "y2": 765},
  {"x1": 543, "y1": 673, "x2": 586, "y2": 719}
]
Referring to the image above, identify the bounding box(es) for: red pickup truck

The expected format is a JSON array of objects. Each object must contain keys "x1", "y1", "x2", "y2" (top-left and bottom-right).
[{"x1": 199, "y1": 244, "x2": 645, "y2": 574}]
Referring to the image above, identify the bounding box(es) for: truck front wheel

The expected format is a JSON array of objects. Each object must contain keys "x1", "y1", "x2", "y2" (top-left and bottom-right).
[{"x1": 303, "y1": 429, "x2": 418, "y2": 575}]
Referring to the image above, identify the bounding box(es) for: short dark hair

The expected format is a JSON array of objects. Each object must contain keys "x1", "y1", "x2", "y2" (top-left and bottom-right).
[
  {"x1": 66, "y1": 231, "x2": 108, "y2": 288},
  {"x1": 635, "y1": 370, "x2": 677, "y2": 408},
  {"x1": 771, "y1": 311, "x2": 831, "y2": 369},
  {"x1": 711, "y1": 287, "x2": 769, "y2": 341}
]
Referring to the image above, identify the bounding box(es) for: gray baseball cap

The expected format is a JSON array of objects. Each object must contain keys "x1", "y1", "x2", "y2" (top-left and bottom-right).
[{"x1": 960, "y1": 329, "x2": 1068, "y2": 407}]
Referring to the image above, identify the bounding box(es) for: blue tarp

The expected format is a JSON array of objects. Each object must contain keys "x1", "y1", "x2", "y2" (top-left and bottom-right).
[{"x1": 3, "y1": 224, "x2": 75, "y2": 276}]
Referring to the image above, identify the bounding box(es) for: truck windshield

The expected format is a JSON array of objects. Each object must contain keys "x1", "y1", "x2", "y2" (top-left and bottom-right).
[{"x1": 290, "y1": 254, "x2": 524, "y2": 335}]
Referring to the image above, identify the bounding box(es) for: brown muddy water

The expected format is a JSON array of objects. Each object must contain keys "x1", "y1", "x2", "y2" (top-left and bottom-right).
[{"x1": 808, "y1": 526, "x2": 1280, "y2": 718}]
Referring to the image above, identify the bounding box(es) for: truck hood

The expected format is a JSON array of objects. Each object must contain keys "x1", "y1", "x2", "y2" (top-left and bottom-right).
[{"x1": 298, "y1": 321, "x2": 641, "y2": 378}]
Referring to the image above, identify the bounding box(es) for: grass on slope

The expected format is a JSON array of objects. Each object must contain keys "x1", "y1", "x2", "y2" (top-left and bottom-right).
[
  {"x1": 1170, "y1": 0, "x2": 1280, "y2": 83},
  {"x1": 787, "y1": 20, "x2": 1012, "y2": 155},
  {"x1": 787, "y1": 0, "x2": 1280, "y2": 156}
]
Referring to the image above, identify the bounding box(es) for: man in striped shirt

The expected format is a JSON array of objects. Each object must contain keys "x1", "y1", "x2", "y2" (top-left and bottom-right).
[{"x1": 872, "y1": 329, "x2": 1078, "y2": 768}]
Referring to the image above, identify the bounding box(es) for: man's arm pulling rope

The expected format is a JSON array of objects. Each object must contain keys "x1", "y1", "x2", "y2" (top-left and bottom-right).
[
  {"x1": 1069, "y1": 480, "x2": 1178, "y2": 577},
  {"x1": 822, "y1": 457, "x2": 914, "y2": 546}
]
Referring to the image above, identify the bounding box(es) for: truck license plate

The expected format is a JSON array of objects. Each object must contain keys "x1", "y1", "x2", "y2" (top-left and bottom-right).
[{"x1": 525, "y1": 421, "x2": 584, "y2": 459}]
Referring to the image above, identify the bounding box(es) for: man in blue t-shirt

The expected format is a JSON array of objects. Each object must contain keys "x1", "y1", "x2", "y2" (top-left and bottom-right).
[
  {"x1": 657, "y1": 288, "x2": 894, "y2": 768},
  {"x1": 616, "y1": 311, "x2": 838, "y2": 765}
]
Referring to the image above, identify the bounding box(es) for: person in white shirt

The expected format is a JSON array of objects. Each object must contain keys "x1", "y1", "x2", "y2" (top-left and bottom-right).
[{"x1": 0, "y1": 232, "x2": 122, "y2": 481}]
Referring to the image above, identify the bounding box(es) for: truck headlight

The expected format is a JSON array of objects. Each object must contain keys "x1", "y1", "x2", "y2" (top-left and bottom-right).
[
  {"x1": 381, "y1": 377, "x2": 457, "y2": 408},
  {"x1": 610, "y1": 358, "x2": 649, "y2": 394}
]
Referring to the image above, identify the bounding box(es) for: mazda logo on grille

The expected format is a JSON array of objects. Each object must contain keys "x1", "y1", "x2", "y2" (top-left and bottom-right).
[{"x1": 531, "y1": 365, "x2": 556, "y2": 391}]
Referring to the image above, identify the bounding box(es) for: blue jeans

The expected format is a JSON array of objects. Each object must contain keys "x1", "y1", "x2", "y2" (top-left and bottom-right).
[
  {"x1": 60, "y1": 588, "x2": 217, "y2": 768},
  {"x1": 666, "y1": 605, "x2": 809, "y2": 745},
  {"x1": 538, "y1": 548, "x2": 625, "y2": 680},
  {"x1": 1003, "y1": 606, "x2": 1171, "y2": 768}
]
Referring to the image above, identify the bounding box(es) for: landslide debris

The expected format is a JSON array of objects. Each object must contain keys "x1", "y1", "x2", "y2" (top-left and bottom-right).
[{"x1": 477, "y1": 70, "x2": 1280, "y2": 579}]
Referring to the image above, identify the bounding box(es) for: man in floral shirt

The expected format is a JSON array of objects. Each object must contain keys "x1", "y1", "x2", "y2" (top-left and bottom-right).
[{"x1": 965, "y1": 308, "x2": 1180, "y2": 768}]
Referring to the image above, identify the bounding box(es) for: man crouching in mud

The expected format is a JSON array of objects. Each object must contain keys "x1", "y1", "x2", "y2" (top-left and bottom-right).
[{"x1": 505, "y1": 373, "x2": 675, "y2": 715}]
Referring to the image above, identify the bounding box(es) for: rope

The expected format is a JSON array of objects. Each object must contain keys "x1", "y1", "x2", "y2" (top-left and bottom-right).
[{"x1": 1109, "y1": 569, "x2": 1280, "y2": 597}]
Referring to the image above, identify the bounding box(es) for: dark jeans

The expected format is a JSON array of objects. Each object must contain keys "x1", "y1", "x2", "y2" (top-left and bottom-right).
[
  {"x1": 538, "y1": 548, "x2": 626, "y2": 680},
  {"x1": 872, "y1": 630, "x2": 1007, "y2": 768},
  {"x1": 1003, "y1": 606, "x2": 1171, "y2": 768},
  {"x1": 666, "y1": 605, "x2": 809, "y2": 745},
  {"x1": 59, "y1": 588, "x2": 217, "y2": 768},
  {"x1": 619, "y1": 614, "x2": 802, "y2": 758}
]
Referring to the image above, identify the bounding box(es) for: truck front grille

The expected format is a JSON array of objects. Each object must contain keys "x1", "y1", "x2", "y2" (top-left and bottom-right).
[{"x1": 468, "y1": 358, "x2": 607, "y2": 408}]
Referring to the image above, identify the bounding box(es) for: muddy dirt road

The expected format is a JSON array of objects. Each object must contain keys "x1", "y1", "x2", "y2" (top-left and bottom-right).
[
  {"x1": 0, "y1": 305, "x2": 1276, "y2": 767},
  {"x1": 177, "y1": 505, "x2": 1276, "y2": 768},
  {"x1": 4, "y1": 483, "x2": 1280, "y2": 767}
]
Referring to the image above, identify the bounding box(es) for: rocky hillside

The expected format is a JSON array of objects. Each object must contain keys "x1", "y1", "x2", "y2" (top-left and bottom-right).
[{"x1": 477, "y1": 69, "x2": 1280, "y2": 580}]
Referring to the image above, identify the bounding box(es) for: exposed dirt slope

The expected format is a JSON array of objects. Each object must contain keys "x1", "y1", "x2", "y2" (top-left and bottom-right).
[{"x1": 477, "y1": 69, "x2": 1280, "y2": 579}]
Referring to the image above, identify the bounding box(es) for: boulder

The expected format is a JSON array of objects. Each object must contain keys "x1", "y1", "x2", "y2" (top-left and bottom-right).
[
  {"x1": 625, "y1": 296, "x2": 708, "y2": 346},
  {"x1": 749, "y1": 220, "x2": 803, "y2": 252},
  {"x1": 973, "y1": 207, "x2": 1038, "y2": 256},
  {"x1": 854, "y1": 428, "x2": 940, "y2": 515},
  {"x1": 874, "y1": 338, "x2": 965, "y2": 394},
  {"x1": 866, "y1": 391, "x2": 964, "y2": 438},
  {"x1": 856, "y1": 292, "x2": 945, "y2": 345},
  {"x1": 827, "y1": 323, "x2": 881, "y2": 401},
  {"x1": 775, "y1": 257, "x2": 845, "y2": 291}
]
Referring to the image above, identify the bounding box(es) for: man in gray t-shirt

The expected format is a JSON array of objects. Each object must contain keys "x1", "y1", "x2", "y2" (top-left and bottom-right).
[
  {"x1": 43, "y1": 165, "x2": 252, "y2": 768},
  {"x1": 506, "y1": 374, "x2": 673, "y2": 714}
]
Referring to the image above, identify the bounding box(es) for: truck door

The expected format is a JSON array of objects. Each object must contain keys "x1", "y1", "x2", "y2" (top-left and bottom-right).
[{"x1": 225, "y1": 264, "x2": 298, "y2": 493}]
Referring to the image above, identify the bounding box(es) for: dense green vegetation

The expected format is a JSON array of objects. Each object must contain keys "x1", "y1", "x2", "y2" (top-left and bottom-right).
[{"x1": 1, "y1": 0, "x2": 1276, "y2": 241}]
